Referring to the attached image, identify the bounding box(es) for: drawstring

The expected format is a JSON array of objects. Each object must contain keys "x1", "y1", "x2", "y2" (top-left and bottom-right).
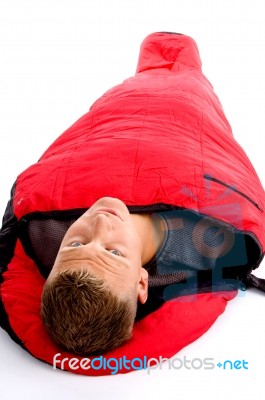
[{"x1": 242, "y1": 273, "x2": 265, "y2": 293}]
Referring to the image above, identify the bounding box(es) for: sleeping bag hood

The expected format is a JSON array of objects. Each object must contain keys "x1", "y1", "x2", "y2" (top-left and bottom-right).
[{"x1": 1, "y1": 32, "x2": 265, "y2": 376}]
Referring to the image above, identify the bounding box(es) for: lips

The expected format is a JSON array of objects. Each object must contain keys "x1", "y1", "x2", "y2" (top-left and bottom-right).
[{"x1": 96, "y1": 208, "x2": 122, "y2": 220}]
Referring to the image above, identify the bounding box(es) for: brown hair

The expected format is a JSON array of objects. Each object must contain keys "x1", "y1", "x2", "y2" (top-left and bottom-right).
[{"x1": 41, "y1": 268, "x2": 137, "y2": 355}]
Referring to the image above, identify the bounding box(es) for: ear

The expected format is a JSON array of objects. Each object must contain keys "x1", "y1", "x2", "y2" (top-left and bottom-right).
[{"x1": 137, "y1": 268, "x2": 148, "y2": 304}]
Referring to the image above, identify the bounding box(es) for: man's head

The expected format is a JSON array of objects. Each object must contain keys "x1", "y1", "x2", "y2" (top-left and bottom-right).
[{"x1": 41, "y1": 197, "x2": 149, "y2": 355}]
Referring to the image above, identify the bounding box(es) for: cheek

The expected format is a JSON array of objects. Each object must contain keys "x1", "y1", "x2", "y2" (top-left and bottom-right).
[
  {"x1": 123, "y1": 227, "x2": 140, "y2": 247},
  {"x1": 125, "y1": 235, "x2": 142, "y2": 264},
  {"x1": 63, "y1": 218, "x2": 86, "y2": 240}
]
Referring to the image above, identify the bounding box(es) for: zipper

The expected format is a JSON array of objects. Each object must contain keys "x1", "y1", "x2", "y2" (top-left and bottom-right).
[{"x1": 204, "y1": 174, "x2": 264, "y2": 213}]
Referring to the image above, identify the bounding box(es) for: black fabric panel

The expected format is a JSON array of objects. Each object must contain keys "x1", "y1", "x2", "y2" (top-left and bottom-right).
[
  {"x1": 0, "y1": 300, "x2": 25, "y2": 348},
  {"x1": 0, "y1": 181, "x2": 24, "y2": 345},
  {"x1": 203, "y1": 174, "x2": 264, "y2": 212},
  {"x1": 158, "y1": 32, "x2": 184, "y2": 36},
  {"x1": 0, "y1": 183, "x2": 18, "y2": 276}
]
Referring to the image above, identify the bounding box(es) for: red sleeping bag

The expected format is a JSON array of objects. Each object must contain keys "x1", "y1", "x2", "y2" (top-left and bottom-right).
[{"x1": 0, "y1": 32, "x2": 264, "y2": 376}]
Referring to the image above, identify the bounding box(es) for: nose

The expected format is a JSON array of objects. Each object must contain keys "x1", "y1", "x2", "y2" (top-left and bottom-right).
[{"x1": 90, "y1": 213, "x2": 112, "y2": 242}]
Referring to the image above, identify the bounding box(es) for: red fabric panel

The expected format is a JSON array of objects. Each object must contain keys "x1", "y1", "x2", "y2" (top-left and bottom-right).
[{"x1": 13, "y1": 33, "x2": 265, "y2": 250}]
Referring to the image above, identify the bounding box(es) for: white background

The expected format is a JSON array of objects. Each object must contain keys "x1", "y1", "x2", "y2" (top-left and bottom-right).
[{"x1": 1, "y1": 0, "x2": 265, "y2": 399}]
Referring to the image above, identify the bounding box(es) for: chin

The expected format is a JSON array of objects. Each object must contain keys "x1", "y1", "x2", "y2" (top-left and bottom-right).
[{"x1": 97, "y1": 197, "x2": 127, "y2": 210}]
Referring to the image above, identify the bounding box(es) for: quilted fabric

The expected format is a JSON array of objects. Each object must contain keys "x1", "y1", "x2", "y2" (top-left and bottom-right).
[{"x1": 0, "y1": 32, "x2": 264, "y2": 375}]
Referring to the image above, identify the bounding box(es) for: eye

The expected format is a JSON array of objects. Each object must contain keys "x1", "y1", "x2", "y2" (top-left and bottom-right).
[
  {"x1": 70, "y1": 242, "x2": 83, "y2": 247},
  {"x1": 108, "y1": 249, "x2": 122, "y2": 256}
]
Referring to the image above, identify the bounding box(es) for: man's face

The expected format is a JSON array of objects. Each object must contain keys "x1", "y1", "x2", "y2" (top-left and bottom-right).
[{"x1": 48, "y1": 197, "x2": 148, "y2": 302}]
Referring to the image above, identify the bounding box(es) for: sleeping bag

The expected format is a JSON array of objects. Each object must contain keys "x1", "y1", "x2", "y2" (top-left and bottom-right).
[{"x1": 0, "y1": 31, "x2": 264, "y2": 376}]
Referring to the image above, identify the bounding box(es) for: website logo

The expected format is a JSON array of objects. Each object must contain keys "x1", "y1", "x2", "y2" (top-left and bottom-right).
[{"x1": 53, "y1": 354, "x2": 249, "y2": 375}]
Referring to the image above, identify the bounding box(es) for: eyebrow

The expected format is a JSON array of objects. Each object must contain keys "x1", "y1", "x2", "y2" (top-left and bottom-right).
[{"x1": 59, "y1": 246, "x2": 129, "y2": 269}]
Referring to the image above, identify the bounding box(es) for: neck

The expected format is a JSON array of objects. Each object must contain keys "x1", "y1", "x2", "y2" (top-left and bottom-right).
[{"x1": 130, "y1": 213, "x2": 164, "y2": 265}]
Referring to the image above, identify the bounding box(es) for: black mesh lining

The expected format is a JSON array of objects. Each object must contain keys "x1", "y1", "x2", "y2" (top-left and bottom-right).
[
  {"x1": 17, "y1": 209, "x2": 87, "y2": 278},
  {"x1": 28, "y1": 218, "x2": 76, "y2": 272},
  {"x1": 144, "y1": 209, "x2": 260, "y2": 288},
  {"x1": 136, "y1": 208, "x2": 263, "y2": 320}
]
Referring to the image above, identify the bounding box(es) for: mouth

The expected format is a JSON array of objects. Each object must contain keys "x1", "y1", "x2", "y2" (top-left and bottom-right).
[{"x1": 96, "y1": 208, "x2": 122, "y2": 220}]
